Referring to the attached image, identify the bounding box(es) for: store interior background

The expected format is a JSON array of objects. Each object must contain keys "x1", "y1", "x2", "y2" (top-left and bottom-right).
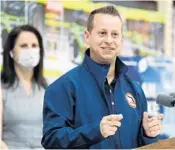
[{"x1": 0, "y1": 0, "x2": 175, "y2": 139}]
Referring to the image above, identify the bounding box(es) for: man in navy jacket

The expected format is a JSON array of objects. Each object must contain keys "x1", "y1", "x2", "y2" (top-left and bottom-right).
[{"x1": 42, "y1": 5, "x2": 164, "y2": 149}]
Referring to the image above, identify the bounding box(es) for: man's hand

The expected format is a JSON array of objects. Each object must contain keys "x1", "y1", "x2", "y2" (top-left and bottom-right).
[
  {"x1": 142, "y1": 112, "x2": 164, "y2": 137},
  {"x1": 100, "y1": 114, "x2": 123, "y2": 138}
]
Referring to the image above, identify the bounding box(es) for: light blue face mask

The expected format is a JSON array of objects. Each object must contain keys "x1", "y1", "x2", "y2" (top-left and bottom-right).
[{"x1": 10, "y1": 48, "x2": 40, "y2": 70}]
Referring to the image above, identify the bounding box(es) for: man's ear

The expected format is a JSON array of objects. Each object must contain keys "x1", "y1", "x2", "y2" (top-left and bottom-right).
[{"x1": 84, "y1": 30, "x2": 90, "y2": 46}]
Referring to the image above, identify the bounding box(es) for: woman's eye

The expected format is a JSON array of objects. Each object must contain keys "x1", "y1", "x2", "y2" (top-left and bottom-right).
[
  {"x1": 20, "y1": 43, "x2": 28, "y2": 48},
  {"x1": 32, "y1": 44, "x2": 39, "y2": 48}
]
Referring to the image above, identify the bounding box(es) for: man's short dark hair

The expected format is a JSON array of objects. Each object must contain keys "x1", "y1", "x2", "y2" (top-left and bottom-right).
[{"x1": 87, "y1": 5, "x2": 123, "y2": 32}]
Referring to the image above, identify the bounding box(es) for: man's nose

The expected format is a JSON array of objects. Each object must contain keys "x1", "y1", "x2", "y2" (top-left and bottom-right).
[{"x1": 104, "y1": 35, "x2": 113, "y2": 44}]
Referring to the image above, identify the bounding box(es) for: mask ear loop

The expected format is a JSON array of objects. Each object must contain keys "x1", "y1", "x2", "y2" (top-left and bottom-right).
[{"x1": 9, "y1": 51, "x2": 13, "y2": 58}]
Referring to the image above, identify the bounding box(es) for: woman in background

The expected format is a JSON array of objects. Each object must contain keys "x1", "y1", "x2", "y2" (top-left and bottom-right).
[
  {"x1": 0, "y1": 87, "x2": 8, "y2": 149},
  {"x1": 0, "y1": 25, "x2": 47, "y2": 149}
]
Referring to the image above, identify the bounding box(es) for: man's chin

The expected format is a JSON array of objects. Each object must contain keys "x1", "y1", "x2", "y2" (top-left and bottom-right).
[{"x1": 101, "y1": 56, "x2": 116, "y2": 64}]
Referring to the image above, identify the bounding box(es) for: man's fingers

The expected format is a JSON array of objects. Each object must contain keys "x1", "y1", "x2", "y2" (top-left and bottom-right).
[
  {"x1": 106, "y1": 114, "x2": 123, "y2": 121},
  {"x1": 148, "y1": 120, "x2": 161, "y2": 128},
  {"x1": 158, "y1": 114, "x2": 164, "y2": 120},
  {"x1": 149, "y1": 124, "x2": 162, "y2": 132},
  {"x1": 102, "y1": 120, "x2": 122, "y2": 128},
  {"x1": 148, "y1": 114, "x2": 164, "y2": 122},
  {"x1": 108, "y1": 130, "x2": 117, "y2": 136},
  {"x1": 109, "y1": 126, "x2": 118, "y2": 132},
  {"x1": 100, "y1": 114, "x2": 123, "y2": 138},
  {"x1": 143, "y1": 113, "x2": 163, "y2": 138},
  {"x1": 108, "y1": 126, "x2": 118, "y2": 136},
  {"x1": 100, "y1": 122, "x2": 118, "y2": 138},
  {"x1": 143, "y1": 112, "x2": 149, "y2": 123},
  {"x1": 111, "y1": 121, "x2": 121, "y2": 128}
]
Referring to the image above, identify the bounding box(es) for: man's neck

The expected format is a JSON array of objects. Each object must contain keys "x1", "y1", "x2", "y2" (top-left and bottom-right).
[{"x1": 107, "y1": 57, "x2": 116, "y2": 84}]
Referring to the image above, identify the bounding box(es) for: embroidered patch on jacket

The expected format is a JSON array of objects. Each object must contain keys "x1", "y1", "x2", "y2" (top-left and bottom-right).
[{"x1": 125, "y1": 93, "x2": 137, "y2": 108}]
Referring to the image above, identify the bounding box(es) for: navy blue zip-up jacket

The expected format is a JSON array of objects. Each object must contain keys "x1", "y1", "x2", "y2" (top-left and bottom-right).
[{"x1": 42, "y1": 49, "x2": 158, "y2": 149}]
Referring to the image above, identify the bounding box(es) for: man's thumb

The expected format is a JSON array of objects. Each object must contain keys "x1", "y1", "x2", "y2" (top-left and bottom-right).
[{"x1": 143, "y1": 112, "x2": 148, "y2": 123}]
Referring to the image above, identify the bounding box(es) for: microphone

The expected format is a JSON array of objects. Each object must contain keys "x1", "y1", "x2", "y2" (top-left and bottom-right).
[
  {"x1": 156, "y1": 94, "x2": 175, "y2": 107},
  {"x1": 170, "y1": 93, "x2": 175, "y2": 98}
]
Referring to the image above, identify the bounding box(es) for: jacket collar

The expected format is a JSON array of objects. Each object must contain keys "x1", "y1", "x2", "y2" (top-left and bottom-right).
[{"x1": 83, "y1": 49, "x2": 128, "y2": 90}]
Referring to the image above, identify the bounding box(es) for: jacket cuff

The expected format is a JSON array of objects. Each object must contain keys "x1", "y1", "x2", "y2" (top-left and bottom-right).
[
  {"x1": 141, "y1": 127, "x2": 159, "y2": 145},
  {"x1": 91, "y1": 120, "x2": 105, "y2": 143}
]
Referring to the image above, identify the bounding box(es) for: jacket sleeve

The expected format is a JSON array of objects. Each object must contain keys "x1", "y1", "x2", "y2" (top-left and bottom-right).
[
  {"x1": 137, "y1": 85, "x2": 159, "y2": 146},
  {"x1": 41, "y1": 77, "x2": 104, "y2": 149}
]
